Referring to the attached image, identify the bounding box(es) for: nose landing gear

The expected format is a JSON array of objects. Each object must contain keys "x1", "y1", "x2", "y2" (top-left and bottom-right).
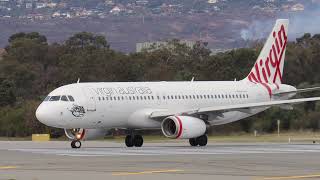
[
  {"x1": 125, "y1": 134, "x2": 144, "y2": 147},
  {"x1": 71, "y1": 140, "x2": 82, "y2": 148}
]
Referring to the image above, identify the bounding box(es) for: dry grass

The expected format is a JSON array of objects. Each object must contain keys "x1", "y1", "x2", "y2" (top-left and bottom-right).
[{"x1": 1, "y1": 132, "x2": 320, "y2": 143}]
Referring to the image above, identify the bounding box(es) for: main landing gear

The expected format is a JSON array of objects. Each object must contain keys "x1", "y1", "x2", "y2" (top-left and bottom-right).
[
  {"x1": 189, "y1": 135, "x2": 208, "y2": 147},
  {"x1": 125, "y1": 134, "x2": 144, "y2": 147},
  {"x1": 71, "y1": 139, "x2": 82, "y2": 149}
]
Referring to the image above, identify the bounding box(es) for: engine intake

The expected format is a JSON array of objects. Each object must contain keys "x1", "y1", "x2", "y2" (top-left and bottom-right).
[{"x1": 161, "y1": 116, "x2": 206, "y2": 139}]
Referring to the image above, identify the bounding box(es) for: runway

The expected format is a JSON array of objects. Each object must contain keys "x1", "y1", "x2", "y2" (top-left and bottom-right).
[{"x1": 1, "y1": 141, "x2": 320, "y2": 180}]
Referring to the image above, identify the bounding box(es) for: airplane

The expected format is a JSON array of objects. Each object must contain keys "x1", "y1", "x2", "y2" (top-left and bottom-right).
[{"x1": 36, "y1": 19, "x2": 320, "y2": 148}]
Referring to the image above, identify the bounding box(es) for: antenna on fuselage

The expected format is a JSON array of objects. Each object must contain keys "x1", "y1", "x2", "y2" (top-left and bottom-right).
[
  {"x1": 77, "y1": 78, "x2": 80, "y2": 84},
  {"x1": 191, "y1": 77, "x2": 194, "y2": 82}
]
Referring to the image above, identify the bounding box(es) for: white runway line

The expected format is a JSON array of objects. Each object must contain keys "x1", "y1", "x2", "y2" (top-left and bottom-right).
[{"x1": 7, "y1": 144, "x2": 320, "y2": 157}]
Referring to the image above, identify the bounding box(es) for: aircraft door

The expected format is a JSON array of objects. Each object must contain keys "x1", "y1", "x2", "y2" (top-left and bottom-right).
[{"x1": 82, "y1": 87, "x2": 96, "y2": 111}]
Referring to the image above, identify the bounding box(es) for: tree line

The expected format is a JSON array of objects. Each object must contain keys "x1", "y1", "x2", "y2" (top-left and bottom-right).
[{"x1": 0, "y1": 32, "x2": 319, "y2": 137}]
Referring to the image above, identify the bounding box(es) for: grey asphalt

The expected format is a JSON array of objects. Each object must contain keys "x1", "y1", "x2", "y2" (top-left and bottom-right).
[{"x1": 1, "y1": 141, "x2": 320, "y2": 180}]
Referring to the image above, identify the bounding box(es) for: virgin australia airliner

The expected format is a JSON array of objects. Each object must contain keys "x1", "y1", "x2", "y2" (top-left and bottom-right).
[{"x1": 36, "y1": 19, "x2": 320, "y2": 148}]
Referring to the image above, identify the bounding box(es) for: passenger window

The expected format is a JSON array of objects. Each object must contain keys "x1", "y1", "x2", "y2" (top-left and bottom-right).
[
  {"x1": 106, "y1": 97, "x2": 109, "y2": 100},
  {"x1": 44, "y1": 96, "x2": 51, "y2": 101},
  {"x1": 61, "y1": 95, "x2": 68, "y2": 101},
  {"x1": 50, "y1": 96, "x2": 61, "y2": 101},
  {"x1": 68, "y1": 95, "x2": 75, "y2": 102},
  {"x1": 163, "y1": 96, "x2": 166, "y2": 100},
  {"x1": 129, "y1": 96, "x2": 131, "y2": 100}
]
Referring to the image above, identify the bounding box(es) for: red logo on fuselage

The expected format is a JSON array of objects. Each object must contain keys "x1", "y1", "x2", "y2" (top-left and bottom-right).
[{"x1": 248, "y1": 24, "x2": 287, "y2": 97}]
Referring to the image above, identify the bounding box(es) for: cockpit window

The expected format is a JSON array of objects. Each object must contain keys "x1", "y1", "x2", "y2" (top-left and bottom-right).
[
  {"x1": 50, "y1": 96, "x2": 61, "y2": 101},
  {"x1": 68, "y1": 95, "x2": 75, "y2": 102},
  {"x1": 44, "y1": 96, "x2": 51, "y2": 101},
  {"x1": 61, "y1": 95, "x2": 68, "y2": 101}
]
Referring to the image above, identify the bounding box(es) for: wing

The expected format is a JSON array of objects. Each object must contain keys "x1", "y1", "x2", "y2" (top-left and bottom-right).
[{"x1": 149, "y1": 97, "x2": 320, "y2": 118}]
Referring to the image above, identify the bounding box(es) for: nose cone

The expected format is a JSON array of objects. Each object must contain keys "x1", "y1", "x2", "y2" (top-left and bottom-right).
[
  {"x1": 36, "y1": 103, "x2": 60, "y2": 127},
  {"x1": 36, "y1": 103, "x2": 49, "y2": 125}
]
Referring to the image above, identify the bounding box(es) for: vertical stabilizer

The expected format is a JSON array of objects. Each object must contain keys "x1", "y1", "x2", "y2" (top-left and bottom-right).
[{"x1": 245, "y1": 19, "x2": 289, "y2": 85}]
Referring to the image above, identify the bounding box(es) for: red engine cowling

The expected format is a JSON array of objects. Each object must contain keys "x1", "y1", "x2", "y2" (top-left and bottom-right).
[
  {"x1": 161, "y1": 116, "x2": 206, "y2": 139},
  {"x1": 64, "y1": 128, "x2": 107, "y2": 140}
]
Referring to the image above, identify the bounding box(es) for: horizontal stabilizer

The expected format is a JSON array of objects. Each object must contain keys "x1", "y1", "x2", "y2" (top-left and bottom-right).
[{"x1": 273, "y1": 87, "x2": 320, "y2": 96}]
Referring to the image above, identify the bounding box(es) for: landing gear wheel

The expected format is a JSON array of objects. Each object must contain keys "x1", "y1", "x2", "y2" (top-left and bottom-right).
[
  {"x1": 197, "y1": 135, "x2": 208, "y2": 146},
  {"x1": 125, "y1": 135, "x2": 134, "y2": 147},
  {"x1": 189, "y1": 138, "x2": 198, "y2": 146},
  {"x1": 134, "y1": 135, "x2": 144, "y2": 147},
  {"x1": 71, "y1": 140, "x2": 81, "y2": 149}
]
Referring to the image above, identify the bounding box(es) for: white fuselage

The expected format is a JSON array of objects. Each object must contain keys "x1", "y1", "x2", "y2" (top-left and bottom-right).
[{"x1": 36, "y1": 80, "x2": 295, "y2": 130}]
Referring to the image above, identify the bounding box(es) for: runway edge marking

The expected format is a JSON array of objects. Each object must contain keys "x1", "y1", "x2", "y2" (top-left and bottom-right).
[{"x1": 112, "y1": 169, "x2": 184, "y2": 176}]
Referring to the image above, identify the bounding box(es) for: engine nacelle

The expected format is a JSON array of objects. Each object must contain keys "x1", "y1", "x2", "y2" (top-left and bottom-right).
[
  {"x1": 64, "y1": 128, "x2": 107, "y2": 140},
  {"x1": 161, "y1": 116, "x2": 206, "y2": 139}
]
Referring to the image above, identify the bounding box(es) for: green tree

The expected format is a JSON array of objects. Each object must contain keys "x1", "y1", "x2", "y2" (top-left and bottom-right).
[{"x1": 0, "y1": 79, "x2": 16, "y2": 106}]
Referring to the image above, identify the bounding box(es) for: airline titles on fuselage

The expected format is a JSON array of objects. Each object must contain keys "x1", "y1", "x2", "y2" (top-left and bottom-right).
[{"x1": 92, "y1": 86, "x2": 153, "y2": 97}]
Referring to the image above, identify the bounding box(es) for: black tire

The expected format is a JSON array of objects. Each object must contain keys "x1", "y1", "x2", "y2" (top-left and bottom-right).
[
  {"x1": 134, "y1": 135, "x2": 144, "y2": 147},
  {"x1": 189, "y1": 138, "x2": 198, "y2": 146},
  {"x1": 197, "y1": 135, "x2": 208, "y2": 146},
  {"x1": 125, "y1": 135, "x2": 134, "y2": 147},
  {"x1": 71, "y1": 140, "x2": 81, "y2": 148}
]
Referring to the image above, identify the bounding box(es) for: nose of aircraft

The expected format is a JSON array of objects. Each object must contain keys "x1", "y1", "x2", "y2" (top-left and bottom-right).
[{"x1": 36, "y1": 103, "x2": 48, "y2": 125}]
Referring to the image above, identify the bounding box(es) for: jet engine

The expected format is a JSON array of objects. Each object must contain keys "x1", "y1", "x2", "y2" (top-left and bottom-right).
[
  {"x1": 161, "y1": 116, "x2": 206, "y2": 139},
  {"x1": 64, "y1": 128, "x2": 107, "y2": 140}
]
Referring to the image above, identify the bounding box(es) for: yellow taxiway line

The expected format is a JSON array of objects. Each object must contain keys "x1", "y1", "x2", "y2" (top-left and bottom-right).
[
  {"x1": 0, "y1": 166, "x2": 17, "y2": 170},
  {"x1": 112, "y1": 169, "x2": 184, "y2": 176},
  {"x1": 259, "y1": 174, "x2": 320, "y2": 180}
]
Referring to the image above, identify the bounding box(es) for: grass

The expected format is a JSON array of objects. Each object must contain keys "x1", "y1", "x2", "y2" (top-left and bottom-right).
[
  {"x1": 103, "y1": 132, "x2": 320, "y2": 144},
  {"x1": 1, "y1": 131, "x2": 320, "y2": 143},
  {"x1": 107, "y1": 131, "x2": 320, "y2": 143}
]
